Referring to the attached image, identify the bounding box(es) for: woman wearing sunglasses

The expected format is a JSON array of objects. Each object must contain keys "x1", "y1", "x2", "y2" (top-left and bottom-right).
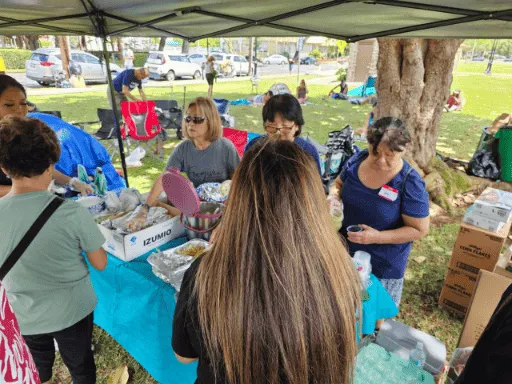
[
  {"x1": 245, "y1": 93, "x2": 322, "y2": 175},
  {"x1": 126, "y1": 97, "x2": 240, "y2": 232}
]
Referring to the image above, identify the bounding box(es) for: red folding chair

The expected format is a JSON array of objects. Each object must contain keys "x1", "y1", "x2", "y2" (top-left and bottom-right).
[
  {"x1": 121, "y1": 100, "x2": 164, "y2": 160},
  {"x1": 223, "y1": 127, "x2": 248, "y2": 158}
]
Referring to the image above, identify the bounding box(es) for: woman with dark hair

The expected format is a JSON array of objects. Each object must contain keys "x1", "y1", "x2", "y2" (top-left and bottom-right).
[
  {"x1": 173, "y1": 139, "x2": 361, "y2": 384},
  {"x1": 330, "y1": 117, "x2": 430, "y2": 311},
  {"x1": 245, "y1": 93, "x2": 322, "y2": 174},
  {"x1": 0, "y1": 74, "x2": 94, "y2": 197},
  {"x1": 0, "y1": 117, "x2": 107, "y2": 384}
]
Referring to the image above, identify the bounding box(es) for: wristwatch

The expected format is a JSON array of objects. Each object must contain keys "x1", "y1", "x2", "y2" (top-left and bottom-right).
[
  {"x1": 141, "y1": 203, "x2": 150, "y2": 210},
  {"x1": 67, "y1": 177, "x2": 80, "y2": 190}
]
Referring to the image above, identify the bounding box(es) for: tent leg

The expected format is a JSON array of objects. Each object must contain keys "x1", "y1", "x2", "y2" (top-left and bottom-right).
[{"x1": 101, "y1": 35, "x2": 130, "y2": 187}]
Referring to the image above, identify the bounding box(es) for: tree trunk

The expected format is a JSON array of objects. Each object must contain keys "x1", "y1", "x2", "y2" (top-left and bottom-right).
[
  {"x1": 116, "y1": 38, "x2": 124, "y2": 62},
  {"x1": 182, "y1": 40, "x2": 190, "y2": 55},
  {"x1": 158, "y1": 37, "x2": 167, "y2": 51},
  {"x1": 58, "y1": 36, "x2": 71, "y2": 79},
  {"x1": 375, "y1": 38, "x2": 463, "y2": 171},
  {"x1": 80, "y1": 36, "x2": 87, "y2": 50},
  {"x1": 26, "y1": 36, "x2": 39, "y2": 51}
]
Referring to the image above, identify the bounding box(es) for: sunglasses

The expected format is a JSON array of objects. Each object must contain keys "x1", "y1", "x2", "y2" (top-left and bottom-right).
[{"x1": 184, "y1": 116, "x2": 206, "y2": 124}]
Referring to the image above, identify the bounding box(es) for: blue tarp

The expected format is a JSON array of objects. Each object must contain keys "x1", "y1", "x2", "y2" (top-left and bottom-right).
[{"x1": 29, "y1": 112, "x2": 125, "y2": 190}]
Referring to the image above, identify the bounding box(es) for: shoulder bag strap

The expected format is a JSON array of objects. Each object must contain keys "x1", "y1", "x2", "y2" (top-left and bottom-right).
[
  {"x1": 401, "y1": 167, "x2": 413, "y2": 194},
  {"x1": 0, "y1": 196, "x2": 64, "y2": 281}
]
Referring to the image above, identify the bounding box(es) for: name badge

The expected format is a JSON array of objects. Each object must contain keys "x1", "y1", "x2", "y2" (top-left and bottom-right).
[{"x1": 378, "y1": 185, "x2": 398, "y2": 202}]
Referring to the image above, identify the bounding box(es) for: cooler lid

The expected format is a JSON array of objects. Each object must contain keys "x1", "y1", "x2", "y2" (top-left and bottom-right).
[{"x1": 162, "y1": 167, "x2": 200, "y2": 216}]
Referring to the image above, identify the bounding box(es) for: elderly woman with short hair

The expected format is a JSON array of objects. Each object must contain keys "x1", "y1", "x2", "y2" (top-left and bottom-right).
[{"x1": 330, "y1": 117, "x2": 430, "y2": 310}]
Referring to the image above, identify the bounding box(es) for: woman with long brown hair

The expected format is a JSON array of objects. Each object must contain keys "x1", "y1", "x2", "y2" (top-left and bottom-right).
[{"x1": 173, "y1": 138, "x2": 362, "y2": 384}]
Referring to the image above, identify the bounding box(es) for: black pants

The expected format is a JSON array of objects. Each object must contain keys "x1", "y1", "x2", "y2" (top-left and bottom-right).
[{"x1": 23, "y1": 313, "x2": 96, "y2": 384}]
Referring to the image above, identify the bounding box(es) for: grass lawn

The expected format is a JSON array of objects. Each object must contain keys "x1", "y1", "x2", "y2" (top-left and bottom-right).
[{"x1": 28, "y1": 69, "x2": 511, "y2": 383}]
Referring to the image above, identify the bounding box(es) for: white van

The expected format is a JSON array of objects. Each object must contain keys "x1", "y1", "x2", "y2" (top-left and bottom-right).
[{"x1": 145, "y1": 52, "x2": 202, "y2": 81}]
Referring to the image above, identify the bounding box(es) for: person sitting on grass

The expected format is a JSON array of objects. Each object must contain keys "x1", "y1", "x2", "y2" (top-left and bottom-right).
[
  {"x1": 444, "y1": 89, "x2": 464, "y2": 112},
  {"x1": 250, "y1": 90, "x2": 273, "y2": 106},
  {"x1": 328, "y1": 79, "x2": 349, "y2": 99},
  {"x1": 296, "y1": 79, "x2": 309, "y2": 104},
  {"x1": 355, "y1": 101, "x2": 378, "y2": 139}
]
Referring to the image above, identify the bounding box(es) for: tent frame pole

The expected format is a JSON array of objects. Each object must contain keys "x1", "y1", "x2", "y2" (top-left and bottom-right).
[{"x1": 96, "y1": 15, "x2": 130, "y2": 187}]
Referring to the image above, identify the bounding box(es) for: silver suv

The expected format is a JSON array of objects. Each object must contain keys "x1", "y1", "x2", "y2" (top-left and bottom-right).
[
  {"x1": 145, "y1": 52, "x2": 202, "y2": 81},
  {"x1": 25, "y1": 48, "x2": 121, "y2": 86}
]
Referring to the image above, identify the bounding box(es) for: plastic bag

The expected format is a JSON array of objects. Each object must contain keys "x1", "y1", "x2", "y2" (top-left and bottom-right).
[
  {"x1": 467, "y1": 150, "x2": 501, "y2": 179},
  {"x1": 118, "y1": 188, "x2": 143, "y2": 212},
  {"x1": 125, "y1": 146, "x2": 146, "y2": 167},
  {"x1": 447, "y1": 347, "x2": 473, "y2": 383}
]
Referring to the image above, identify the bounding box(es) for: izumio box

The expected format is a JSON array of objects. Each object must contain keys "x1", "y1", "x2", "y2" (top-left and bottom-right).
[
  {"x1": 448, "y1": 220, "x2": 512, "y2": 277},
  {"x1": 439, "y1": 268, "x2": 478, "y2": 317},
  {"x1": 99, "y1": 216, "x2": 185, "y2": 261},
  {"x1": 472, "y1": 187, "x2": 512, "y2": 222},
  {"x1": 458, "y1": 270, "x2": 512, "y2": 348}
]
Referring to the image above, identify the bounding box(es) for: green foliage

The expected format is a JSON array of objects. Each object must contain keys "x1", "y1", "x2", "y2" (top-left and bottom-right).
[
  {"x1": 0, "y1": 49, "x2": 32, "y2": 70},
  {"x1": 133, "y1": 53, "x2": 147, "y2": 67},
  {"x1": 281, "y1": 51, "x2": 290, "y2": 59},
  {"x1": 195, "y1": 38, "x2": 221, "y2": 48},
  {"x1": 335, "y1": 67, "x2": 347, "y2": 82},
  {"x1": 309, "y1": 49, "x2": 323, "y2": 59},
  {"x1": 38, "y1": 40, "x2": 53, "y2": 48},
  {"x1": 336, "y1": 40, "x2": 348, "y2": 55}
]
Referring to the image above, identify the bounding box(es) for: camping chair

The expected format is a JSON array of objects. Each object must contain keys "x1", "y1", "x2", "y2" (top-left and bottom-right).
[
  {"x1": 154, "y1": 99, "x2": 183, "y2": 140},
  {"x1": 121, "y1": 100, "x2": 164, "y2": 161},
  {"x1": 39, "y1": 110, "x2": 62, "y2": 119},
  {"x1": 223, "y1": 128, "x2": 248, "y2": 158},
  {"x1": 94, "y1": 108, "x2": 130, "y2": 161},
  {"x1": 213, "y1": 98, "x2": 230, "y2": 115}
]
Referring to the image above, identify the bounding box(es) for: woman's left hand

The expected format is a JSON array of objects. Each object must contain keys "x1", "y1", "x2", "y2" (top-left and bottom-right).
[{"x1": 348, "y1": 224, "x2": 381, "y2": 245}]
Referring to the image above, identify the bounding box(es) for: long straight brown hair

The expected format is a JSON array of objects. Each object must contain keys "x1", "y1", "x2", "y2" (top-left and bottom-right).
[{"x1": 195, "y1": 138, "x2": 361, "y2": 384}]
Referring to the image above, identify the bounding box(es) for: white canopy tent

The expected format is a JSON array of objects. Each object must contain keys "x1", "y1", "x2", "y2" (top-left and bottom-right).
[{"x1": 1, "y1": 0, "x2": 511, "y2": 184}]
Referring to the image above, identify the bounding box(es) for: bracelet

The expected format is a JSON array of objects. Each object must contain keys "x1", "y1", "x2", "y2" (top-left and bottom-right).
[{"x1": 141, "y1": 203, "x2": 150, "y2": 210}]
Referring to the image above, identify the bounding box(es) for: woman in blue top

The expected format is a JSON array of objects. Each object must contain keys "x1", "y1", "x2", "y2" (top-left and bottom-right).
[
  {"x1": 245, "y1": 93, "x2": 322, "y2": 175},
  {"x1": 330, "y1": 117, "x2": 430, "y2": 309}
]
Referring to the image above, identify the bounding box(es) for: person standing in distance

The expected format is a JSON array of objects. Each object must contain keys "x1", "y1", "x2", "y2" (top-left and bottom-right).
[
  {"x1": 122, "y1": 43, "x2": 134, "y2": 70},
  {"x1": 107, "y1": 67, "x2": 149, "y2": 111}
]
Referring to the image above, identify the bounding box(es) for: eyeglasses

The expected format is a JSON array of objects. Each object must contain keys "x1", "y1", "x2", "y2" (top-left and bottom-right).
[
  {"x1": 184, "y1": 116, "x2": 206, "y2": 124},
  {"x1": 264, "y1": 122, "x2": 295, "y2": 133}
]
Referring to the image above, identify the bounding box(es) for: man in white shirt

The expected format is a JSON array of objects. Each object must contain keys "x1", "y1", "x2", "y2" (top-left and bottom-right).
[{"x1": 123, "y1": 44, "x2": 134, "y2": 69}]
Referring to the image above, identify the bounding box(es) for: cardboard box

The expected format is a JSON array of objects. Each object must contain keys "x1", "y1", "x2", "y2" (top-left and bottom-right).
[
  {"x1": 448, "y1": 220, "x2": 512, "y2": 277},
  {"x1": 99, "y1": 216, "x2": 185, "y2": 261},
  {"x1": 476, "y1": 187, "x2": 512, "y2": 207},
  {"x1": 472, "y1": 201, "x2": 512, "y2": 223},
  {"x1": 439, "y1": 268, "x2": 478, "y2": 317},
  {"x1": 458, "y1": 270, "x2": 512, "y2": 348},
  {"x1": 463, "y1": 206, "x2": 505, "y2": 232}
]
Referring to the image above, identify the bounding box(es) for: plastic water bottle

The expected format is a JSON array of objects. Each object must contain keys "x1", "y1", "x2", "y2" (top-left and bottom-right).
[
  {"x1": 409, "y1": 342, "x2": 426, "y2": 369},
  {"x1": 353, "y1": 251, "x2": 372, "y2": 289}
]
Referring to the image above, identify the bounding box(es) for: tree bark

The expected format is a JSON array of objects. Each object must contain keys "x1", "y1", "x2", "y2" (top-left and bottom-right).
[
  {"x1": 116, "y1": 37, "x2": 124, "y2": 62},
  {"x1": 375, "y1": 38, "x2": 463, "y2": 170},
  {"x1": 248, "y1": 37, "x2": 254, "y2": 76},
  {"x1": 58, "y1": 36, "x2": 71, "y2": 79},
  {"x1": 182, "y1": 40, "x2": 190, "y2": 54},
  {"x1": 158, "y1": 37, "x2": 167, "y2": 51},
  {"x1": 80, "y1": 36, "x2": 87, "y2": 50}
]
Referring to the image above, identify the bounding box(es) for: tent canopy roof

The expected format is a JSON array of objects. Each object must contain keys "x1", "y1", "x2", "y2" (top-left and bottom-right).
[{"x1": 0, "y1": 0, "x2": 511, "y2": 42}]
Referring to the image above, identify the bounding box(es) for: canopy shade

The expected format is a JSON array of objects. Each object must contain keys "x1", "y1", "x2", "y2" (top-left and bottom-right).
[{"x1": 0, "y1": 0, "x2": 511, "y2": 42}]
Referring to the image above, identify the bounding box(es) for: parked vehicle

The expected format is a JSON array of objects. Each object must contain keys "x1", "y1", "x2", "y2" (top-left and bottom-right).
[
  {"x1": 505, "y1": 57, "x2": 512, "y2": 62},
  {"x1": 472, "y1": 56, "x2": 485, "y2": 61},
  {"x1": 494, "y1": 55, "x2": 506, "y2": 60},
  {"x1": 262, "y1": 54, "x2": 288, "y2": 65},
  {"x1": 145, "y1": 52, "x2": 202, "y2": 81},
  {"x1": 25, "y1": 48, "x2": 121, "y2": 86},
  {"x1": 210, "y1": 53, "x2": 250, "y2": 76},
  {"x1": 188, "y1": 53, "x2": 207, "y2": 66},
  {"x1": 300, "y1": 56, "x2": 317, "y2": 65}
]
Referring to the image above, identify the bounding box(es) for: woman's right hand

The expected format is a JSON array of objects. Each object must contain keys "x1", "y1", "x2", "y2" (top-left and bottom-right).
[{"x1": 126, "y1": 205, "x2": 149, "y2": 232}]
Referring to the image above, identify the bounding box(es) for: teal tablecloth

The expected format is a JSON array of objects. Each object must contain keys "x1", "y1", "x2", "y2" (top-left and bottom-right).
[{"x1": 89, "y1": 238, "x2": 398, "y2": 383}]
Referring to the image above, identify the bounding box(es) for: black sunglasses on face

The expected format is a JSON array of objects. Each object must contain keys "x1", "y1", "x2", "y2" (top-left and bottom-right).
[{"x1": 184, "y1": 116, "x2": 206, "y2": 124}]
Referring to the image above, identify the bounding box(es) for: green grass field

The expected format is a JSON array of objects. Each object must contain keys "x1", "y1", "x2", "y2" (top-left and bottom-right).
[{"x1": 29, "y1": 68, "x2": 512, "y2": 383}]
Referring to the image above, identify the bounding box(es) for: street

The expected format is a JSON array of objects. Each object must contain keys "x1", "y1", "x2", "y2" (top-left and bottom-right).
[{"x1": 9, "y1": 62, "x2": 340, "y2": 90}]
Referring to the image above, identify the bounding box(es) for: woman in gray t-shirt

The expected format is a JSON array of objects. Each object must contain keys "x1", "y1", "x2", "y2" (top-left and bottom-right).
[
  {"x1": 126, "y1": 97, "x2": 240, "y2": 232},
  {"x1": 0, "y1": 117, "x2": 107, "y2": 384}
]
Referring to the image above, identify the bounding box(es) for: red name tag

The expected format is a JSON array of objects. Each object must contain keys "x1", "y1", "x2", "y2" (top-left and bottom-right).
[{"x1": 378, "y1": 185, "x2": 398, "y2": 202}]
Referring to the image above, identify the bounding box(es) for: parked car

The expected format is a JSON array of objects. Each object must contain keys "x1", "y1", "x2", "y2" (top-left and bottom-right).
[
  {"x1": 262, "y1": 54, "x2": 288, "y2": 65},
  {"x1": 145, "y1": 52, "x2": 202, "y2": 81},
  {"x1": 472, "y1": 56, "x2": 485, "y2": 61},
  {"x1": 210, "y1": 53, "x2": 250, "y2": 76},
  {"x1": 494, "y1": 55, "x2": 506, "y2": 60},
  {"x1": 188, "y1": 53, "x2": 207, "y2": 66},
  {"x1": 25, "y1": 48, "x2": 121, "y2": 86},
  {"x1": 505, "y1": 57, "x2": 512, "y2": 62},
  {"x1": 300, "y1": 56, "x2": 317, "y2": 65}
]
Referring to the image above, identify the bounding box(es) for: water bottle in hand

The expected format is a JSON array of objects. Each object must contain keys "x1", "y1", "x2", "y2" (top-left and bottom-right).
[{"x1": 409, "y1": 342, "x2": 426, "y2": 369}]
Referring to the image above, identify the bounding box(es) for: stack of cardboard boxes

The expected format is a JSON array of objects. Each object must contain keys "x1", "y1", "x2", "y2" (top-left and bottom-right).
[{"x1": 439, "y1": 187, "x2": 512, "y2": 317}]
